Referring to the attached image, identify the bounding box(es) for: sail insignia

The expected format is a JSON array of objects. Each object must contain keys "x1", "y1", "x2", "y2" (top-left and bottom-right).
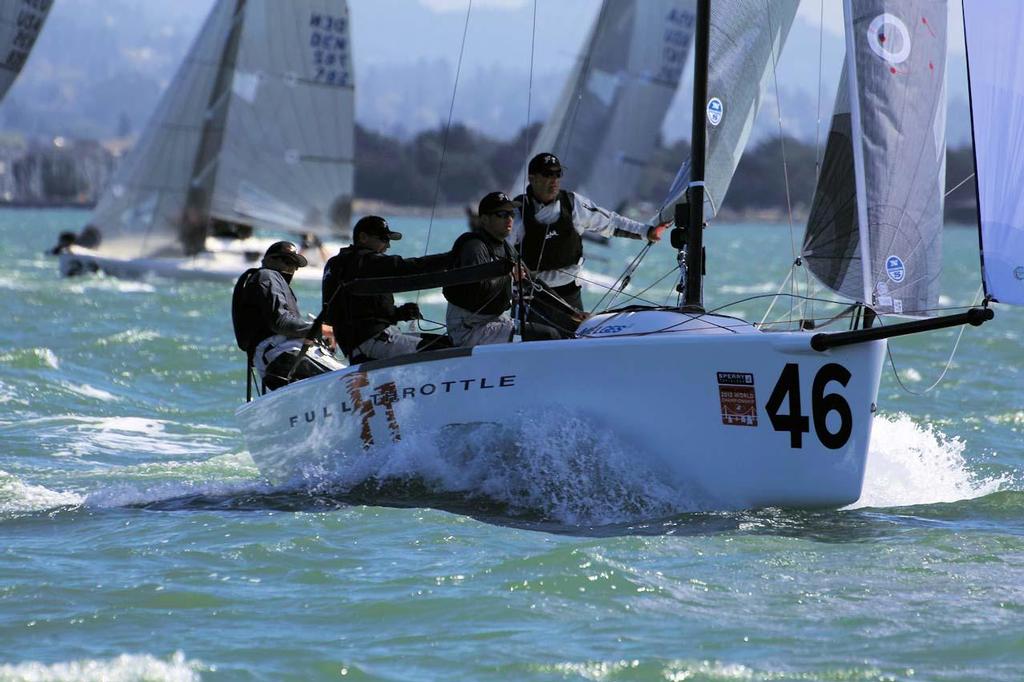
[{"x1": 0, "y1": 0, "x2": 52, "y2": 101}]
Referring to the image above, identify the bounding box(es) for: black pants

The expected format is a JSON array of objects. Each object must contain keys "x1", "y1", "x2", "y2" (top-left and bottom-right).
[
  {"x1": 521, "y1": 320, "x2": 562, "y2": 342},
  {"x1": 263, "y1": 349, "x2": 335, "y2": 392},
  {"x1": 526, "y1": 282, "x2": 583, "y2": 336}
]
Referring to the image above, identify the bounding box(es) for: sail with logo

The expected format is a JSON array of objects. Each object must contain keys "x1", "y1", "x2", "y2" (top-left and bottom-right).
[
  {"x1": 964, "y1": 0, "x2": 1024, "y2": 307},
  {"x1": 75, "y1": 0, "x2": 353, "y2": 267},
  {"x1": 0, "y1": 0, "x2": 52, "y2": 102},
  {"x1": 655, "y1": 0, "x2": 799, "y2": 224},
  {"x1": 802, "y1": 1, "x2": 947, "y2": 316},
  {"x1": 515, "y1": 0, "x2": 694, "y2": 214}
]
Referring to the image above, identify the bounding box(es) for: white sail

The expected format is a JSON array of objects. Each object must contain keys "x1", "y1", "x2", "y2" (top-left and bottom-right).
[
  {"x1": 803, "y1": 1, "x2": 948, "y2": 316},
  {"x1": 657, "y1": 0, "x2": 798, "y2": 223},
  {"x1": 209, "y1": 1, "x2": 354, "y2": 240},
  {"x1": 516, "y1": 1, "x2": 693, "y2": 212},
  {"x1": 0, "y1": 0, "x2": 52, "y2": 102},
  {"x1": 963, "y1": 1, "x2": 1024, "y2": 306},
  {"x1": 87, "y1": 0, "x2": 353, "y2": 259}
]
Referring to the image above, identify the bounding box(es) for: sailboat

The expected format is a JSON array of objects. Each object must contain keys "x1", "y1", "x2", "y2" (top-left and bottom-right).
[
  {"x1": 235, "y1": 0, "x2": 1009, "y2": 512},
  {"x1": 0, "y1": 0, "x2": 51, "y2": 102},
  {"x1": 514, "y1": 0, "x2": 695, "y2": 223},
  {"x1": 57, "y1": 0, "x2": 354, "y2": 282}
]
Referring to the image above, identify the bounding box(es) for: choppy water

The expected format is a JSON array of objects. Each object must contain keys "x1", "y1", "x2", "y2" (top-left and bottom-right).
[{"x1": 2, "y1": 208, "x2": 1022, "y2": 681}]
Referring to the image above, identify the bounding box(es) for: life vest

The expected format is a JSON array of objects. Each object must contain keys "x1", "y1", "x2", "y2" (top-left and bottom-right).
[
  {"x1": 323, "y1": 246, "x2": 397, "y2": 355},
  {"x1": 516, "y1": 189, "x2": 581, "y2": 272},
  {"x1": 442, "y1": 231, "x2": 513, "y2": 315}
]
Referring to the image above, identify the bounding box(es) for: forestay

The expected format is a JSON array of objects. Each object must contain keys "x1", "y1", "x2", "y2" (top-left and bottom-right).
[
  {"x1": 963, "y1": 0, "x2": 1024, "y2": 306},
  {"x1": 0, "y1": 0, "x2": 52, "y2": 102},
  {"x1": 517, "y1": 1, "x2": 693, "y2": 212},
  {"x1": 88, "y1": 0, "x2": 353, "y2": 259},
  {"x1": 656, "y1": 0, "x2": 798, "y2": 224},
  {"x1": 803, "y1": 0, "x2": 947, "y2": 316}
]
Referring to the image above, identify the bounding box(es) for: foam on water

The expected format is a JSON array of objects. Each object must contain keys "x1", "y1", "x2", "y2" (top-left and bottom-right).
[
  {"x1": 850, "y1": 413, "x2": 1011, "y2": 509},
  {"x1": 0, "y1": 469, "x2": 84, "y2": 514},
  {"x1": 57, "y1": 416, "x2": 231, "y2": 460},
  {"x1": 299, "y1": 409, "x2": 692, "y2": 525},
  {"x1": 65, "y1": 278, "x2": 156, "y2": 295},
  {"x1": 0, "y1": 347, "x2": 59, "y2": 369},
  {"x1": 0, "y1": 651, "x2": 202, "y2": 682},
  {"x1": 60, "y1": 381, "x2": 118, "y2": 402}
]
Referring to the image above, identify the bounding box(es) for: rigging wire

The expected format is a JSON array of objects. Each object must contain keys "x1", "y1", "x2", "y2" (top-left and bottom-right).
[
  {"x1": 519, "y1": 0, "x2": 539, "y2": 194},
  {"x1": 421, "y1": 0, "x2": 473, "y2": 263},
  {"x1": 882, "y1": 285, "x2": 986, "y2": 396}
]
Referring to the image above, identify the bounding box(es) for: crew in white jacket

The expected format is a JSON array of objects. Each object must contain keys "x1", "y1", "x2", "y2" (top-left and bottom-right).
[{"x1": 510, "y1": 152, "x2": 667, "y2": 329}]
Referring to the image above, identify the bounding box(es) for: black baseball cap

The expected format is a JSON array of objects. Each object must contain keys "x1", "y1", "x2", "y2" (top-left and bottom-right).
[
  {"x1": 262, "y1": 241, "x2": 308, "y2": 267},
  {"x1": 354, "y1": 215, "x2": 402, "y2": 241},
  {"x1": 478, "y1": 191, "x2": 520, "y2": 216},
  {"x1": 527, "y1": 152, "x2": 563, "y2": 175}
]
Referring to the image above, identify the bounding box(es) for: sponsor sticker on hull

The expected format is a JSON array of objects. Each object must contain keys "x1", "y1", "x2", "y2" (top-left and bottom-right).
[{"x1": 717, "y1": 371, "x2": 757, "y2": 427}]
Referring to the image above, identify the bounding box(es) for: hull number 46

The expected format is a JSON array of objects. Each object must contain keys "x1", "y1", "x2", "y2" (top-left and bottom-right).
[{"x1": 766, "y1": 363, "x2": 853, "y2": 449}]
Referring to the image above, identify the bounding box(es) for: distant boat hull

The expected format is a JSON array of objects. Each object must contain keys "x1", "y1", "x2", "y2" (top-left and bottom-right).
[
  {"x1": 236, "y1": 311, "x2": 886, "y2": 511},
  {"x1": 57, "y1": 236, "x2": 337, "y2": 282}
]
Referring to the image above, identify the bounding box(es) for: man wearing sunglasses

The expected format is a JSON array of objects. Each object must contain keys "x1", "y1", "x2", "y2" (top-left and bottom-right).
[
  {"x1": 322, "y1": 216, "x2": 451, "y2": 362},
  {"x1": 444, "y1": 192, "x2": 561, "y2": 347},
  {"x1": 512, "y1": 152, "x2": 668, "y2": 328}
]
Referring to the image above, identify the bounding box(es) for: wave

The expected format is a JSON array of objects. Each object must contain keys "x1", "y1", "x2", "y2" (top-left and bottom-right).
[
  {"x1": 0, "y1": 470, "x2": 83, "y2": 515},
  {"x1": 850, "y1": 413, "x2": 1012, "y2": 510},
  {"x1": 0, "y1": 651, "x2": 202, "y2": 682}
]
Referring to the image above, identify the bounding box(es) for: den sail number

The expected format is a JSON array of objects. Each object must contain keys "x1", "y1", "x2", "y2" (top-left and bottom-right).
[{"x1": 766, "y1": 363, "x2": 852, "y2": 449}]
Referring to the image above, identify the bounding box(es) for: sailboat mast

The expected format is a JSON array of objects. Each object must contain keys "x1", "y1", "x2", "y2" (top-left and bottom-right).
[{"x1": 683, "y1": 0, "x2": 710, "y2": 309}]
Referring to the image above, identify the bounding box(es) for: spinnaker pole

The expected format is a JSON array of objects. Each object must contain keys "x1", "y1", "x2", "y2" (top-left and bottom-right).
[{"x1": 683, "y1": 0, "x2": 710, "y2": 310}]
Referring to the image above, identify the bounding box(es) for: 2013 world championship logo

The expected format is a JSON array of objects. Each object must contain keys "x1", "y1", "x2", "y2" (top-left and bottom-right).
[{"x1": 717, "y1": 371, "x2": 757, "y2": 427}]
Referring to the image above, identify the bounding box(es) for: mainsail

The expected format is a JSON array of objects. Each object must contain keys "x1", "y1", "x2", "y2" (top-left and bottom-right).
[
  {"x1": 963, "y1": 1, "x2": 1024, "y2": 306},
  {"x1": 0, "y1": 0, "x2": 52, "y2": 102},
  {"x1": 803, "y1": 0, "x2": 947, "y2": 316},
  {"x1": 89, "y1": 0, "x2": 354, "y2": 258},
  {"x1": 657, "y1": 0, "x2": 798, "y2": 223},
  {"x1": 516, "y1": 1, "x2": 694, "y2": 212}
]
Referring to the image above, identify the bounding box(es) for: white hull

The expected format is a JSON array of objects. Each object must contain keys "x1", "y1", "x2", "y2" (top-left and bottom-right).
[{"x1": 236, "y1": 312, "x2": 886, "y2": 511}]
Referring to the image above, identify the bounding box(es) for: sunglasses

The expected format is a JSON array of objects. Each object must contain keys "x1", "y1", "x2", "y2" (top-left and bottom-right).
[
  {"x1": 490, "y1": 210, "x2": 515, "y2": 219},
  {"x1": 538, "y1": 170, "x2": 562, "y2": 178}
]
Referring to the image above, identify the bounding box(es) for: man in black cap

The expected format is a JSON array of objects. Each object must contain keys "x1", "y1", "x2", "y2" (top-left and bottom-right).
[
  {"x1": 232, "y1": 241, "x2": 342, "y2": 392},
  {"x1": 322, "y1": 215, "x2": 451, "y2": 362},
  {"x1": 443, "y1": 192, "x2": 561, "y2": 347},
  {"x1": 512, "y1": 152, "x2": 668, "y2": 324}
]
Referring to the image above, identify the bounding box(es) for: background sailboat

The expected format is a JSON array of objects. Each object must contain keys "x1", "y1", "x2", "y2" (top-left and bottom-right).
[
  {"x1": 515, "y1": 0, "x2": 695, "y2": 218},
  {"x1": 59, "y1": 0, "x2": 354, "y2": 281},
  {"x1": 0, "y1": 0, "x2": 52, "y2": 103}
]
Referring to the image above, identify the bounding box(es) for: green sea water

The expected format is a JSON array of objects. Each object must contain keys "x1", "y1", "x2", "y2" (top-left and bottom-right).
[{"x1": 1, "y1": 208, "x2": 1022, "y2": 681}]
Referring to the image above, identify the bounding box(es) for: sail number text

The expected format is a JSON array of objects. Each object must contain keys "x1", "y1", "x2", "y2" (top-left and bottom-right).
[{"x1": 766, "y1": 363, "x2": 853, "y2": 449}]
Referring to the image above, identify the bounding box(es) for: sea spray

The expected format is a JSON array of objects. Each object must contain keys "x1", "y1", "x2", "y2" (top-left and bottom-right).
[
  {"x1": 851, "y1": 413, "x2": 1010, "y2": 509},
  {"x1": 295, "y1": 408, "x2": 696, "y2": 524}
]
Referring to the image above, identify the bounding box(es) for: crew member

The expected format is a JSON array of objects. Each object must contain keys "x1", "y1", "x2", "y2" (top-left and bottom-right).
[
  {"x1": 232, "y1": 241, "x2": 342, "y2": 391},
  {"x1": 444, "y1": 192, "x2": 561, "y2": 347},
  {"x1": 322, "y1": 216, "x2": 451, "y2": 362},
  {"x1": 512, "y1": 152, "x2": 668, "y2": 326}
]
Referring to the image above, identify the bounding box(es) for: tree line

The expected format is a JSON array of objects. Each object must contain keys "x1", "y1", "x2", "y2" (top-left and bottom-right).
[{"x1": 355, "y1": 123, "x2": 979, "y2": 223}]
